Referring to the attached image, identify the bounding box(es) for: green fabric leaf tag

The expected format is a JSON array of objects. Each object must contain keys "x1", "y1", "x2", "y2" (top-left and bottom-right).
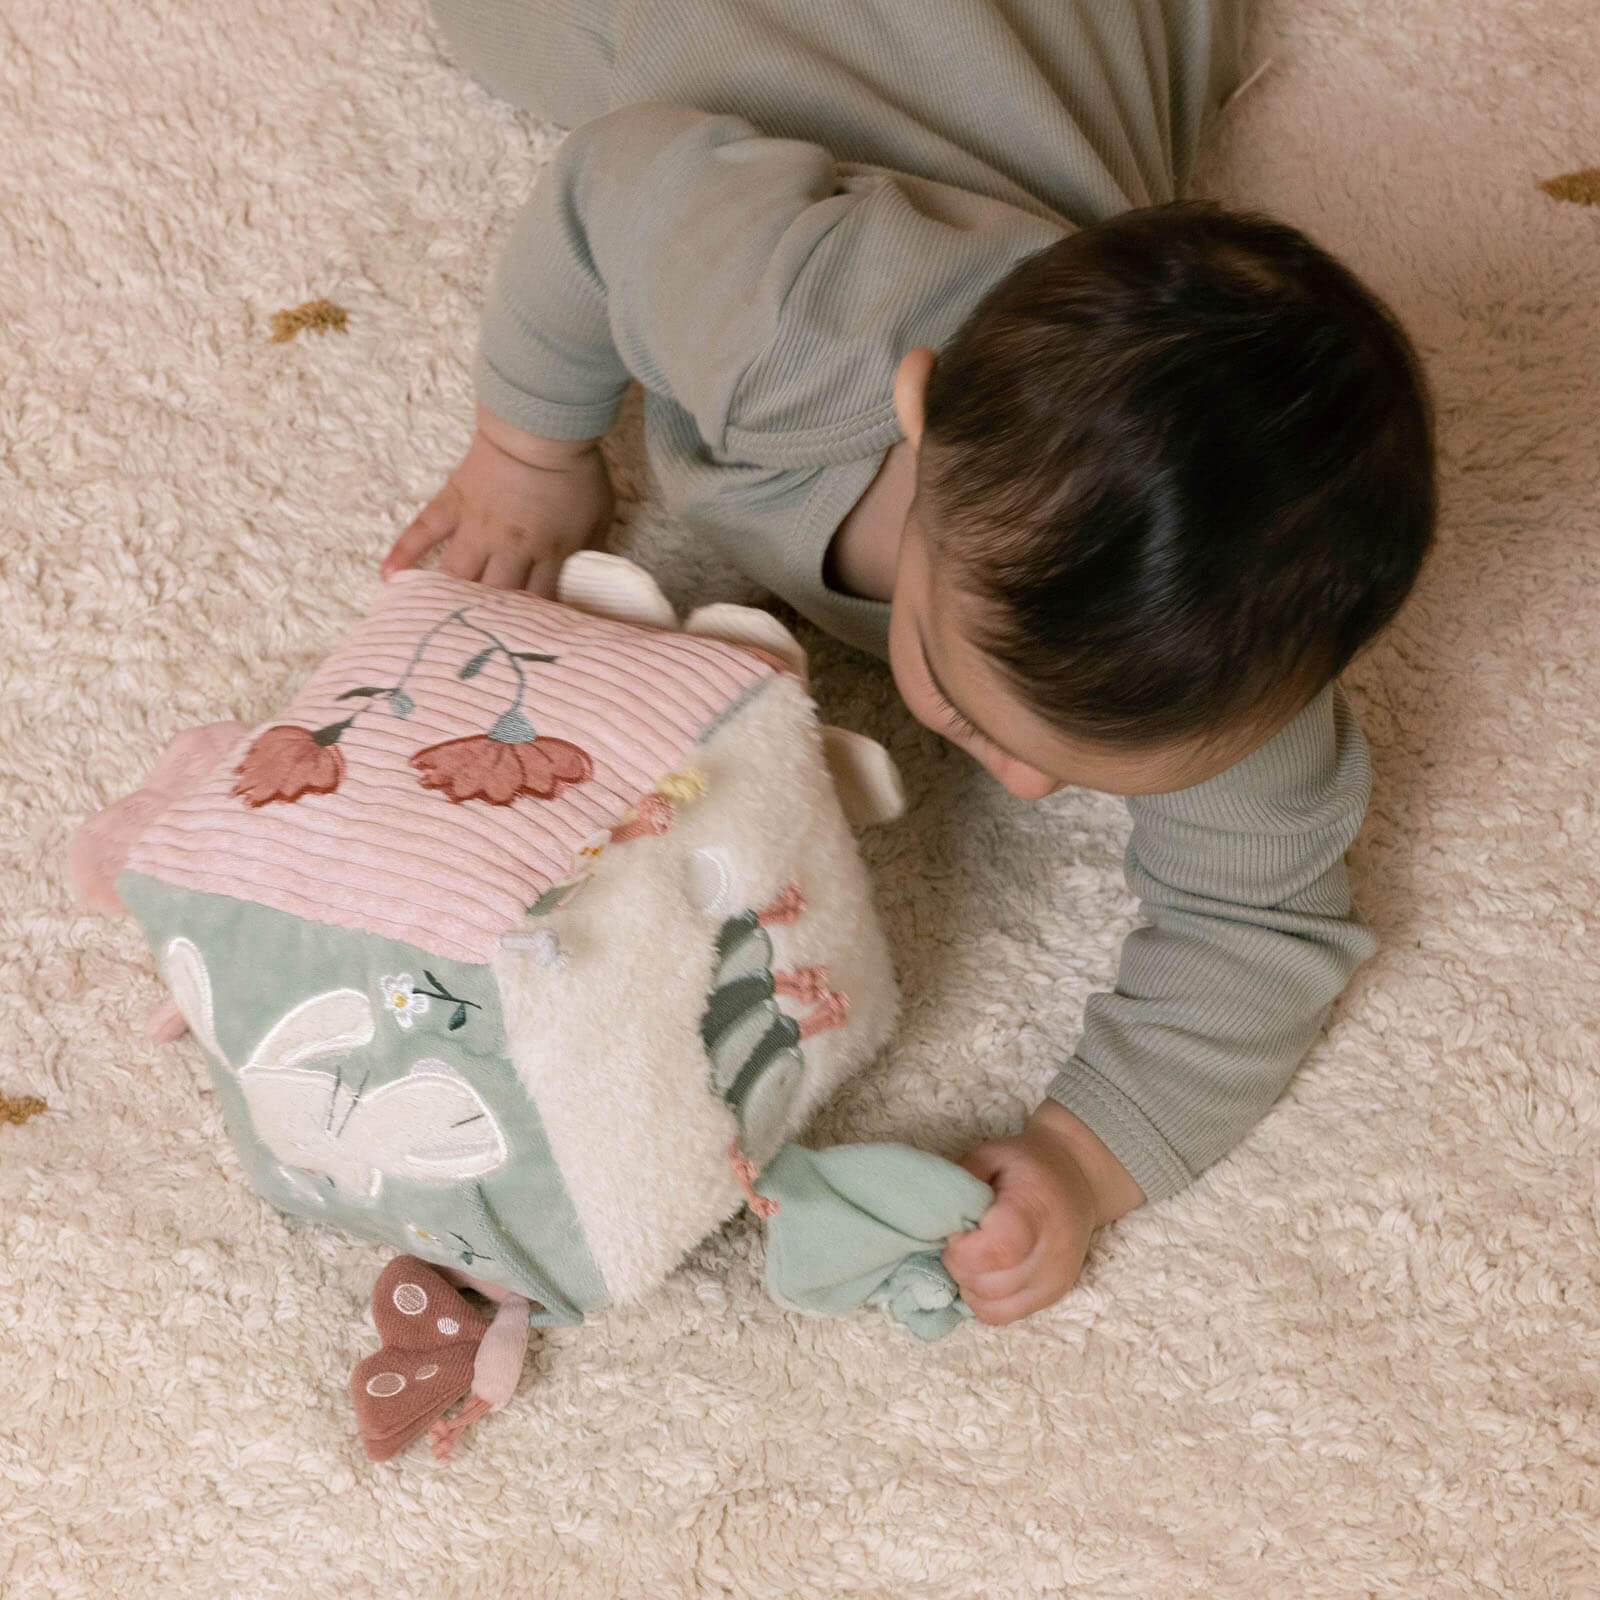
[{"x1": 756, "y1": 1143, "x2": 993, "y2": 1341}]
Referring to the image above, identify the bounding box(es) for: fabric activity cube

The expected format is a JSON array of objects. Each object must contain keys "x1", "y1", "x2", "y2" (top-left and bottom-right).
[{"x1": 70, "y1": 555, "x2": 992, "y2": 1458}]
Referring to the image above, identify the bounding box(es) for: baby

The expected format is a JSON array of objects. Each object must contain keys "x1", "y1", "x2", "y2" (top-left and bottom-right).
[{"x1": 382, "y1": 0, "x2": 1436, "y2": 1325}]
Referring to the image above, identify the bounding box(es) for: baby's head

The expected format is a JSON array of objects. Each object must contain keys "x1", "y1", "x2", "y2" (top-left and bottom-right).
[{"x1": 886, "y1": 202, "x2": 1435, "y2": 798}]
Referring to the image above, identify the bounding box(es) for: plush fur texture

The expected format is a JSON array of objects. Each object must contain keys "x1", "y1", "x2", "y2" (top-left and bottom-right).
[
  {"x1": 494, "y1": 669, "x2": 900, "y2": 1304},
  {"x1": 4, "y1": 0, "x2": 1599, "y2": 1595}
]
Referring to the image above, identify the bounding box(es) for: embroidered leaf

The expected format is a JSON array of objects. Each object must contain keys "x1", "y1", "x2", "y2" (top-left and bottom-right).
[
  {"x1": 459, "y1": 646, "x2": 496, "y2": 680},
  {"x1": 311, "y1": 717, "x2": 355, "y2": 747},
  {"x1": 1540, "y1": 168, "x2": 1600, "y2": 206},
  {"x1": 489, "y1": 707, "x2": 536, "y2": 744},
  {"x1": 335, "y1": 686, "x2": 387, "y2": 701},
  {"x1": 511, "y1": 652, "x2": 559, "y2": 663},
  {"x1": 523, "y1": 883, "x2": 570, "y2": 918},
  {"x1": 449, "y1": 1003, "x2": 467, "y2": 1031},
  {"x1": 391, "y1": 690, "x2": 415, "y2": 719},
  {"x1": 422, "y1": 969, "x2": 444, "y2": 994}
]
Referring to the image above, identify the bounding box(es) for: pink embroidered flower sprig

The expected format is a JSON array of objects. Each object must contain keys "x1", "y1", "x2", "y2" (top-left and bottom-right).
[{"x1": 232, "y1": 608, "x2": 595, "y2": 809}]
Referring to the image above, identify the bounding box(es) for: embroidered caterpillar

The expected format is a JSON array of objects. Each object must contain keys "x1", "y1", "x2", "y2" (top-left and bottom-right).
[{"x1": 702, "y1": 882, "x2": 850, "y2": 1174}]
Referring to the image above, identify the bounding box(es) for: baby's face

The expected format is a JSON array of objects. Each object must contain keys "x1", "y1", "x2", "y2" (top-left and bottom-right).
[{"x1": 886, "y1": 514, "x2": 1288, "y2": 799}]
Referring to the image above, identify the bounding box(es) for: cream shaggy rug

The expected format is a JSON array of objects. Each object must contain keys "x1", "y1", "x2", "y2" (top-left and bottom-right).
[{"x1": 3, "y1": 1, "x2": 1597, "y2": 1595}]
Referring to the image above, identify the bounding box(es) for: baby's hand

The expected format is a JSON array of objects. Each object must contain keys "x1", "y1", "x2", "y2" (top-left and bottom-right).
[
  {"x1": 942, "y1": 1099, "x2": 1145, "y2": 1324},
  {"x1": 382, "y1": 406, "x2": 614, "y2": 596}
]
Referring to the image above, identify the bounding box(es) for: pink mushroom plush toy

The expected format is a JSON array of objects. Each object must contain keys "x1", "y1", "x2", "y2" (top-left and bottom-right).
[{"x1": 69, "y1": 554, "x2": 993, "y2": 1462}]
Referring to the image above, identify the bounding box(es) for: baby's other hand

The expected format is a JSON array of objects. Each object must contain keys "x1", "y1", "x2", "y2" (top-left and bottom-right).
[
  {"x1": 942, "y1": 1099, "x2": 1145, "y2": 1325},
  {"x1": 382, "y1": 407, "x2": 614, "y2": 596}
]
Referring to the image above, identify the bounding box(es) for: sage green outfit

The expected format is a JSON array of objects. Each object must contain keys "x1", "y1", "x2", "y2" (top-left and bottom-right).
[{"x1": 426, "y1": 0, "x2": 1380, "y2": 1205}]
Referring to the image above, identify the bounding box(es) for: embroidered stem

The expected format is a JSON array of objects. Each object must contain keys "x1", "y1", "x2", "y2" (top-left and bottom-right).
[
  {"x1": 454, "y1": 617, "x2": 525, "y2": 720},
  {"x1": 327, "y1": 608, "x2": 561, "y2": 743},
  {"x1": 416, "y1": 972, "x2": 476, "y2": 1011},
  {"x1": 394, "y1": 607, "x2": 469, "y2": 701},
  {"x1": 448, "y1": 1231, "x2": 494, "y2": 1267},
  {"x1": 335, "y1": 1067, "x2": 370, "y2": 1138},
  {"x1": 415, "y1": 969, "x2": 482, "y2": 1029},
  {"x1": 330, "y1": 607, "x2": 469, "y2": 733},
  {"x1": 454, "y1": 616, "x2": 562, "y2": 743}
]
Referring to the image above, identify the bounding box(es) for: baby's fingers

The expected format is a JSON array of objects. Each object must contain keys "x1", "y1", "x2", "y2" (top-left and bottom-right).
[
  {"x1": 962, "y1": 1278, "x2": 1062, "y2": 1327},
  {"x1": 943, "y1": 1194, "x2": 1039, "y2": 1281},
  {"x1": 481, "y1": 546, "x2": 541, "y2": 591},
  {"x1": 382, "y1": 486, "x2": 462, "y2": 579},
  {"x1": 956, "y1": 1139, "x2": 1011, "y2": 1188},
  {"x1": 519, "y1": 553, "x2": 565, "y2": 600}
]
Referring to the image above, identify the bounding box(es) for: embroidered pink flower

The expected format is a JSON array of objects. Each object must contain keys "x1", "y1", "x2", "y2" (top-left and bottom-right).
[
  {"x1": 409, "y1": 734, "x2": 593, "y2": 806},
  {"x1": 232, "y1": 724, "x2": 347, "y2": 807}
]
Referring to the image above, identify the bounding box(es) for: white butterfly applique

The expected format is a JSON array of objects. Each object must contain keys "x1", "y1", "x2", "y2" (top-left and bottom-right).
[{"x1": 160, "y1": 938, "x2": 509, "y2": 1203}]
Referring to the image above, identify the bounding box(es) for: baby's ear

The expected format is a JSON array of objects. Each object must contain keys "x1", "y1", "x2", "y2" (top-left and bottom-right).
[
  {"x1": 820, "y1": 726, "x2": 905, "y2": 827},
  {"x1": 683, "y1": 603, "x2": 808, "y2": 681},
  {"x1": 556, "y1": 551, "x2": 678, "y2": 630}
]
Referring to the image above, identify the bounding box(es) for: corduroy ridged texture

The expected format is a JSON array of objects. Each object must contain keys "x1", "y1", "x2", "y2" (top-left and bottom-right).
[{"x1": 125, "y1": 569, "x2": 771, "y2": 963}]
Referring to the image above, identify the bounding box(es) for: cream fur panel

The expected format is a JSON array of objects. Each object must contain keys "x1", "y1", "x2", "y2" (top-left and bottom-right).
[{"x1": 494, "y1": 671, "x2": 898, "y2": 1303}]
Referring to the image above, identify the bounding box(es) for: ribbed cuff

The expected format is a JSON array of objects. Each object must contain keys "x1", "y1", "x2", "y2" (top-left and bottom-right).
[
  {"x1": 475, "y1": 354, "x2": 624, "y2": 443},
  {"x1": 1045, "y1": 1058, "x2": 1195, "y2": 1205}
]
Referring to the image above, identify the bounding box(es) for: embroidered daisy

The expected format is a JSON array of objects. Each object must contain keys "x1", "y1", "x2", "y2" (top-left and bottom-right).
[{"x1": 380, "y1": 974, "x2": 430, "y2": 1029}]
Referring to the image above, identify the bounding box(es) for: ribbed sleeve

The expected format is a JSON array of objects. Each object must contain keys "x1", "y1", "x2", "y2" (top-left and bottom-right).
[
  {"x1": 473, "y1": 118, "x2": 632, "y2": 439},
  {"x1": 1048, "y1": 684, "x2": 1379, "y2": 1202},
  {"x1": 473, "y1": 102, "x2": 1058, "y2": 460}
]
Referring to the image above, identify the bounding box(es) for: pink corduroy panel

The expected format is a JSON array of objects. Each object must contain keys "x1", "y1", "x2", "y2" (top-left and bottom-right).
[{"x1": 124, "y1": 572, "x2": 773, "y2": 963}]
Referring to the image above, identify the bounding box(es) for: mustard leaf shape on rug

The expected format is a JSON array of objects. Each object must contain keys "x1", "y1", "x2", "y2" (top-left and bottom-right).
[{"x1": 1539, "y1": 168, "x2": 1600, "y2": 205}]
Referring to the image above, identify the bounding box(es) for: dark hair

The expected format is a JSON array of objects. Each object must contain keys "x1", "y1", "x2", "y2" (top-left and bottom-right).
[{"x1": 919, "y1": 202, "x2": 1436, "y2": 747}]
